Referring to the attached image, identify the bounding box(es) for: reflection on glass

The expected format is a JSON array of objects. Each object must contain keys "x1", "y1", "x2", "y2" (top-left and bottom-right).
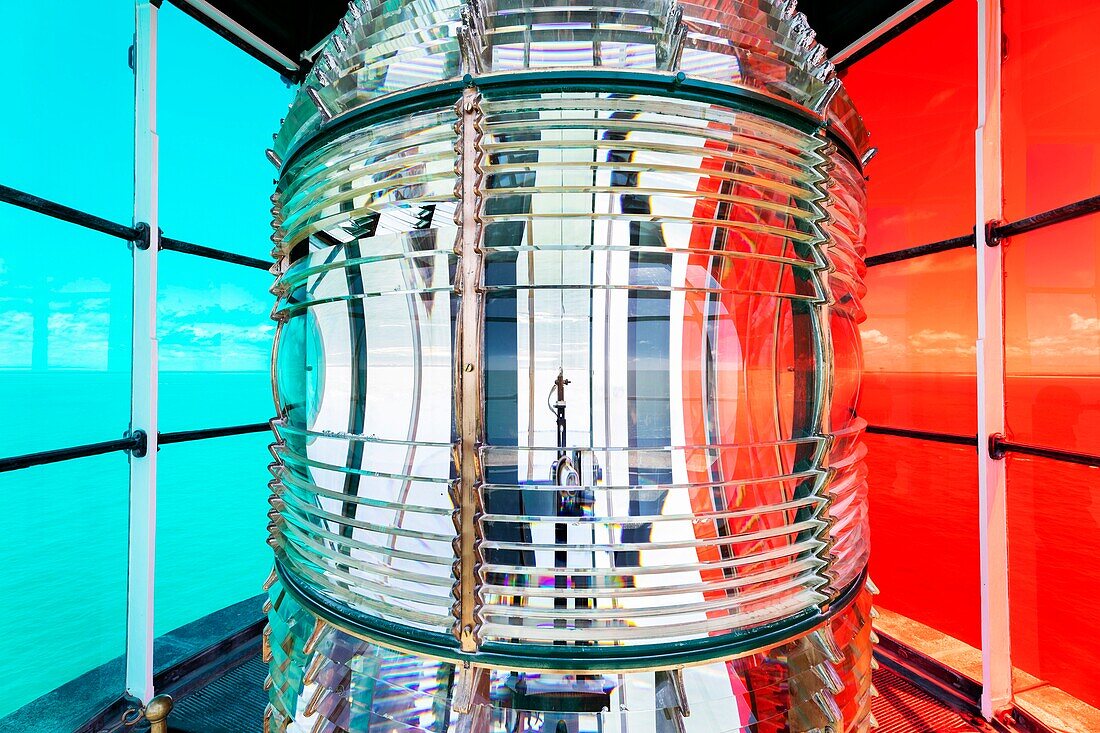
[{"x1": 268, "y1": 1, "x2": 870, "y2": 731}]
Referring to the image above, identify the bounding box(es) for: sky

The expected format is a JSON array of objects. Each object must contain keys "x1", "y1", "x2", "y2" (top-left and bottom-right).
[{"x1": 0, "y1": 2, "x2": 292, "y2": 372}]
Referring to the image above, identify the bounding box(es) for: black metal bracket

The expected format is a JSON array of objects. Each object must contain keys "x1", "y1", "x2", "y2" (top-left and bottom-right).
[
  {"x1": 989, "y1": 432, "x2": 1007, "y2": 460},
  {"x1": 126, "y1": 429, "x2": 149, "y2": 458},
  {"x1": 985, "y1": 220, "x2": 1004, "y2": 247},
  {"x1": 132, "y1": 222, "x2": 152, "y2": 250}
]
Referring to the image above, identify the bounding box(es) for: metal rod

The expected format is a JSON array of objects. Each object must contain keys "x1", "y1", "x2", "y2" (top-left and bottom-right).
[
  {"x1": 127, "y1": 0, "x2": 160, "y2": 704},
  {"x1": 453, "y1": 88, "x2": 486, "y2": 653},
  {"x1": 864, "y1": 424, "x2": 979, "y2": 447},
  {"x1": 975, "y1": 0, "x2": 1012, "y2": 717},
  {"x1": 168, "y1": 0, "x2": 299, "y2": 73},
  {"x1": 0, "y1": 183, "x2": 140, "y2": 240},
  {"x1": 865, "y1": 233, "x2": 976, "y2": 267},
  {"x1": 0, "y1": 422, "x2": 268, "y2": 474},
  {"x1": 991, "y1": 193, "x2": 1100, "y2": 242},
  {"x1": 992, "y1": 438, "x2": 1100, "y2": 468},
  {"x1": 160, "y1": 236, "x2": 271, "y2": 270},
  {"x1": 159, "y1": 421, "x2": 270, "y2": 445},
  {"x1": 0, "y1": 435, "x2": 144, "y2": 473},
  {"x1": 832, "y1": 0, "x2": 947, "y2": 67}
]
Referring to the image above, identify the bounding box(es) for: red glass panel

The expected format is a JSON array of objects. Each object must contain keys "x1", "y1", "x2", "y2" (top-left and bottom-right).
[
  {"x1": 865, "y1": 433, "x2": 980, "y2": 650},
  {"x1": 1007, "y1": 455, "x2": 1100, "y2": 708},
  {"x1": 860, "y1": 248, "x2": 977, "y2": 435},
  {"x1": 1004, "y1": 223, "x2": 1100, "y2": 456},
  {"x1": 1003, "y1": 3, "x2": 1100, "y2": 221},
  {"x1": 840, "y1": 0, "x2": 976, "y2": 256}
]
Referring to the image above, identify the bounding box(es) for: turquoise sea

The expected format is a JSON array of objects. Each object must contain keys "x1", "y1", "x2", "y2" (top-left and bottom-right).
[{"x1": 0, "y1": 371, "x2": 276, "y2": 718}]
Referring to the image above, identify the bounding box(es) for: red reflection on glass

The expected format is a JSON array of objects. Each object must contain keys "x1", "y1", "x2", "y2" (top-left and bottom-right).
[
  {"x1": 865, "y1": 433, "x2": 980, "y2": 649},
  {"x1": 1003, "y1": 3, "x2": 1100, "y2": 221},
  {"x1": 840, "y1": 0, "x2": 976, "y2": 256},
  {"x1": 1008, "y1": 455, "x2": 1100, "y2": 708},
  {"x1": 859, "y1": 248, "x2": 977, "y2": 434},
  {"x1": 1005, "y1": 224, "x2": 1100, "y2": 456}
]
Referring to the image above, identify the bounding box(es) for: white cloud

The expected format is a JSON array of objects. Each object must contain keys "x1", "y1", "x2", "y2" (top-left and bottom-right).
[
  {"x1": 159, "y1": 283, "x2": 268, "y2": 318},
  {"x1": 908, "y1": 329, "x2": 976, "y2": 357},
  {"x1": 1069, "y1": 313, "x2": 1099, "y2": 332},
  {"x1": 860, "y1": 328, "x2": 890, "y2": 347}
]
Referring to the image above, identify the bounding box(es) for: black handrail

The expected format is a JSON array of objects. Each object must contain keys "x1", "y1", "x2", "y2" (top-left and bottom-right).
[
  {"x1": 160, "y1": 421, "x2": 271, "y2": 445},
  {"x1": 161, "y1": 236, "x2": 271, "y2": 271},
  {"x1": 990, "y1": 435, "x2": 1100, "y2": 468},
  {"x1": 0, "y1": 182, "x2": 271, "y2": 270},
  {"x1": 0, "y1": 422, "x2": 272, "y2": 473},
  {"x1": 866, "y1": 233, "x2": 975, "y2": 268},
  {"x1": 990, "y1": 194, "x2": 1100, "y2": 243},
  {"x1": 865, "y1": 424, "x2": 979, "y2": 447},
  {"x1": 0, "y1": 184, "x2": 140, "y2": 241},
  {"x1": 0, "y1": 433, "x2": 145, "y2": 473}
]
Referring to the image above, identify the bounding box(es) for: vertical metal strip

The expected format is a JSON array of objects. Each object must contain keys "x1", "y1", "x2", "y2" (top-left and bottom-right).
[
  {"x1": 127, "y1": 0, "x2": 160, "y2": 704},
  {"x1": 976, "y1": 0, "x2": 1011, "y2": 718},
  {"x1": 452, "y1": 87, "x2": 485, "y2": 652}
]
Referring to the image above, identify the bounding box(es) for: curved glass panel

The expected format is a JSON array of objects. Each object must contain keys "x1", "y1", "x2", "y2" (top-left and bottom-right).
[
  {"x1": 266, "y1": 577, "x2": 875, "y2": 733},
  {"x1": 273, "y1": 0, "x2": 867, "y2": 164}
]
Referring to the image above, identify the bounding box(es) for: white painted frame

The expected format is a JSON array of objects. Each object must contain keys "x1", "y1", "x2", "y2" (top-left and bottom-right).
[
  {"x1": 976, "y1": 0, "x2": 1012, "y2": 719},
  {"x1": 836, "y1": 0, "x2": 1015, "y2": 720},
  {"x1": 127, "y1": 0, "x2": 160, "y2": 705}
]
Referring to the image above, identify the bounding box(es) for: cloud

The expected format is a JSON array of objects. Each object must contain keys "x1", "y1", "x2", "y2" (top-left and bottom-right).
[
  {"x1": 1069, "y1": 313, "x2": 1099, "y2": 332},
  {"x1": 860, "y1": 328, "x2": 889, "y2": 347},
  {"x1": 159, "y1": 283, "x2": 268, "y2": 318},
  {"x1": 57, "y1": 277, "x2": 111, "y2": 293},
  {"x1": 908, "y1": 329, "x2": 976, "y2": 357}
]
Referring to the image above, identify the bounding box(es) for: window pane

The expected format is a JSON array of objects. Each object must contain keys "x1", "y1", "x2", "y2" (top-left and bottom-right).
[
  {"x1": 157, "y1": 252, "x2": 274, "y2": 431},
  {"x1": 0, "y1": 455, "x2": 128, "y2": 719},
  {"x1": 0, "y1": 3, "x2": 133, "y2": 223},
  {"x1": 1003, "y1": 3, "x2": 1100, "y2": 221},
  {"x1": 866, "y1": 433, "x2": 980, "y2": 650},
  {"x1": 860, "y1": 249, "x2": 977, "y2": 435},
  {"x1": 0, "y1": 210, "x2": 133, "y2": 457},
  {"x1": 159, "y1": 3, "x2": 293, "y2": 259},
  {"x1": 154, "y1": 432, "x2": 273, "y2": 639},
  {"x1": 1004, "y1": 222, "x2": 1100, "y2": 455},
  {"x1": 1008, "y1": 454, "x2": 1100, "y2": 709},
  {"x1": 840, "y1": 0, "x2": 976, "y2": 256}
]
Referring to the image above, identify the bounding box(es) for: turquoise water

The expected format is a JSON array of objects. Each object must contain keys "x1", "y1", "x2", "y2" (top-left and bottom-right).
[{"x1": 0, "y1": 371, "x2": 275, "y2": 718}]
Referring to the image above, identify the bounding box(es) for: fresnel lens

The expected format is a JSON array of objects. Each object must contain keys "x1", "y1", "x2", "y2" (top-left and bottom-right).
[{"x1": 266, "y1": 1, "x2": 874, "y2": 730}]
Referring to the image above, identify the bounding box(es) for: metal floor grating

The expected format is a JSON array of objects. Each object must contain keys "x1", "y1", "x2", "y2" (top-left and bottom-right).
[
  {"x1": 871, "y1": 667, "x2": 981, "y2": 732},
  {"x1": 169, "y1": 658, "x2": 980, "y2": 732}
]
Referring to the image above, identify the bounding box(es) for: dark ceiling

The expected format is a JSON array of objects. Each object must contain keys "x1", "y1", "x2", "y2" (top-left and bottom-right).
[{"x1": 173, "y1": 0, "x2": 927, "y2": 79}]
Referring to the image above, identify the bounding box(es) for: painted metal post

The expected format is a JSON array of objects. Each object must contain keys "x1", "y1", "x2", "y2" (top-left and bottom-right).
[
  {"x1": 975, "y1": 0, "x2": 1011, "y2": 719},
  {"x1": 127, "y1": 0, "x2": 160, "y2": 704}
]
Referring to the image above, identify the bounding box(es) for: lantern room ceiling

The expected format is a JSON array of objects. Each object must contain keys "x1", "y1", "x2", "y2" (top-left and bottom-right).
[{"x1": 171, "y1": 0, "x2": 934, "y2": 79}]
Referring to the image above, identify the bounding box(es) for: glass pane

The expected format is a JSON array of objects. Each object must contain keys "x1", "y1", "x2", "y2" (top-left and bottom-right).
[
  {"x1": 840, "y1": 0, "x2": 976, "y2": 256},
  {"x1": 0, "y1": 210, "x2": 133, "y2": 458},
  {"x1": 1008, "y1": 454, "x2": 1100, "y2": 709},
  {"x1": 159, "y1": 2, "x2": 293, "y2": 259},
  {"x1": 865, "y1": 432, "x2": 980, "y2": 650},
  {"x1": 154, "y1": 432, "x2": 273, "y2": 638},
  {"x1": 0, "y1": 3, "x2": 133, "y2": 223},
  {"x1": 0, "y1": 455, "x2": 128, "y2": 719},
  {"x1": 1004, "y1": 223, "x2": 1100, "y2": 455},
  {"x1": 157, "y1": 252, "x2": 274, "y2": 431},
  {"x1": 860, "y1": 248, "x2": 977, "y2": 435},
  {"x1": 1003, "y1": 2, "x2": 1100, "y2": 221}
]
